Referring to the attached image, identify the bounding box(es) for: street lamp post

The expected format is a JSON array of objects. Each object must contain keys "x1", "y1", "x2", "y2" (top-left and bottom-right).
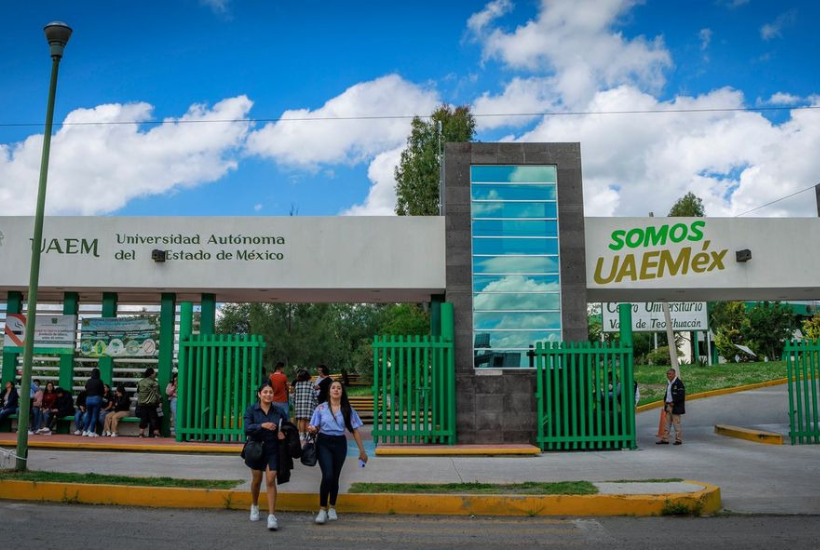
[{"x1": 15, "y1": 22, "x2": 72, "y2": 471}]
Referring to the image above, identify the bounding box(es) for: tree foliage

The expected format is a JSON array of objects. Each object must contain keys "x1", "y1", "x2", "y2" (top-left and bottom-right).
[
  {"x1": 802, "y1": 313, "x2": 820, "y2": 341},
  {"x1": 216, "y1": 302, "x2": 429, "y2": 380},
  {"x1": 668, "y1": 192, "x2": 706, "y2": 217},
  {"x1": 741, "y1": 301, "x2": 797, "y2": 361},
  {"x1": 394, "y1": 105, "x2": 476, "y2": 216}
]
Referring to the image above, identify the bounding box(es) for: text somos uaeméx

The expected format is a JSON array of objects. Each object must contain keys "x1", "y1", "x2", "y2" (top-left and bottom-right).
[{"x1": 594, "y1": 220, "x2": 728, "y2": 284}]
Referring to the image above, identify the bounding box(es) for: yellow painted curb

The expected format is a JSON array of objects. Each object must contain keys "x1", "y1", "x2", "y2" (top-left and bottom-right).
[
  {"x1": 636, "y1": 377, "x2": 788, "y2": 413},
  {"x1": 714, "y1": 424, "x2": 784, "y2": 445},
  {"x1": 0, "y1": 479, "x2": 721, "y2": 517},
  {"x1": 0, "y1": 440, "x2": 240, "y2": 454},
  {"x1": 376, "y1": 445, "x2": 541, "y2": 457}
]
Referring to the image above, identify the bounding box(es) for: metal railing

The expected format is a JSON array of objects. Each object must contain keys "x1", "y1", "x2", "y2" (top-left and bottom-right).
[
  {"x1": 535, "y1": 341, "x2": 636, "y2": 451},
  {"x1": 784, "y1": 339, "x2": 820, "y2": 444},
  {"x1": 177, "y1": 334, "x2": 264, "y2": 443}
]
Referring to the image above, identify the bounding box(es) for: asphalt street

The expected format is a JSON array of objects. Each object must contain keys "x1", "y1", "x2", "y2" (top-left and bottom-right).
[{"x1": 2, "y1": 502, "x2": 819, "y2": 550}]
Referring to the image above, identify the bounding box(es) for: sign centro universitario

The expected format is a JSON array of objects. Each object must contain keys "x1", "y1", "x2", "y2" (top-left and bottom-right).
[{"x1": 602, "y1": 302, "x2": 708, "y2": 332}]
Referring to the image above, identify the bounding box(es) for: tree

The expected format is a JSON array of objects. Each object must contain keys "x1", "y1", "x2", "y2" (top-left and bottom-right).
[
  {"x1": 668, "y1": 192, "x2": 706, "y2": 217},
  {"x1": 710, "y1": 301, "x2": 747, "y2": 362},
  {"x1": 394, "y1": 105, "x2": 476, "y2": 216},
  {"x1": 802, "y1": 313, "x2": 820, "y2": 340},
  {"x1": 741, "y1": 301, "x2": 797, "y2": 361}
]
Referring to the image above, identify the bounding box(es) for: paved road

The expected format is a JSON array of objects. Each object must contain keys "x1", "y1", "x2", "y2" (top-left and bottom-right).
[{"x1": 2, "y1": 502, "x2": 819, "y2": 550}]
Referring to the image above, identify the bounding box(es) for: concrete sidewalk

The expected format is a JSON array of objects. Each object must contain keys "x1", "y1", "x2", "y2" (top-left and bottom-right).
[{"x1": 5, "y1": 385, "x2": 818, "y2": 514}]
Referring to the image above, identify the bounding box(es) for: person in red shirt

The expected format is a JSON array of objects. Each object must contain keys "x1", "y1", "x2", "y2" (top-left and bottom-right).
[{"x1": 268, "y1": 362, "x2": 290, "y2": 420}]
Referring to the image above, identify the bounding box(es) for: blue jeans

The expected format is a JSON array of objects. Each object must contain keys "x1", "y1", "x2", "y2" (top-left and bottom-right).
[
  {"x1": 84, "y1": 396, "x2": 102, "y2": 434},
  {"x1": 98, "y1": 410, "x2": 110, "y2": 429},
  {"x1": 31, "y1": 406, "x2": 42, "y2": 431},
  {"x1": 74, "y1": 409, "x2": 86, "y2": 432}
]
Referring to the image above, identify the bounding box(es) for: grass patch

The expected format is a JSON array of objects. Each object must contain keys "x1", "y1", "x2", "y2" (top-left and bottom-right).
[
  {"x1": 661, "y1": 499, "x2": 704, "y2": 517},
  {"x1": 0, "y1": 470, "x2": 242, "y2": 490},
  {"x1": 345, "y1": 386, "x2": 373, "y2": 397},
  {"x1": 635, "y1": 360, "x2": 786, "y2": 406},
  {"x1": 349, "y1": 481, "x2": 598, "y2": 495}
]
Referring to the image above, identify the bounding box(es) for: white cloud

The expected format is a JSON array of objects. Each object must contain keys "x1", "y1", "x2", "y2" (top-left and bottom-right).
[
  {"x1": 341, "y1": 147, "x2": 403, "y2": 216},
  {"x1": 717, "y1": 0, "x2": 749, "y2": 9},
  {"x1": 699, "y1": 28, "x2": 712, "y2": 51},
  {"x1": 515, "y1": 86, "x2": 820, "y2": 218},
  {"x1": 766, "y1": 92, "x2": 802, "y2": 105},
  {"x1": 200, "y1": 0, "x2": 229, "y2": 14},
  {"x1": 470, "y1": 0, "x2": 672, "y2": 106},
  {"x1": 245, "y1": 74, "x2": 439, "y2": 168},
  {"x1": 467, "y1": 0, "x2": 514, "y2": 35},
  {"x1": 761, "y1": 9, "x2": 797, "y2": 41},
  {"x1": 472, "y1": 77, "x2": 560, "y2": 130},
  {"x1": 0, "y1": 96, "x2": 252, "y2": 215},
  {"x1": 253, "y1": 203, "x2": 263, "y2": 212}
]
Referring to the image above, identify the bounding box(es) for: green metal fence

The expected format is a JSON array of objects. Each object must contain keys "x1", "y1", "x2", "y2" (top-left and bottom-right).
[
  {"x1": 535, "y1": 341, "x2": 636, "y2": 451},
  {"x1": 177, "y1": 334, "x2": 265, "y2": 443},
  {"x1": 784, "y1": 340, "x2": 820, "y2": 445},
  {"x1": 371, "y1": 334, "x2": 456, "y2": 445}
]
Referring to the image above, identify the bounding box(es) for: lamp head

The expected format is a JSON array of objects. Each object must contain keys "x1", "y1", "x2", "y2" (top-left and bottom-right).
[{"x1": 44, "y1": 21, "x2": 72, "y2": 59}]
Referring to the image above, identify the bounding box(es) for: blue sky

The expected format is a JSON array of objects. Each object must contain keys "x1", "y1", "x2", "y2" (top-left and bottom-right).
[{"x1": 1, "y1": 0, "x2": 818, "y2": 219}]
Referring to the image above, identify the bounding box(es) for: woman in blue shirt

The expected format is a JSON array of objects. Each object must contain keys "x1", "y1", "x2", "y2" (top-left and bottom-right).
[
  {"x1": 307, "y1": 380, "x2": 368, "y2": 524},
  {"x1": 243, "y1": 383, "x2": 286, "y2": 531}
]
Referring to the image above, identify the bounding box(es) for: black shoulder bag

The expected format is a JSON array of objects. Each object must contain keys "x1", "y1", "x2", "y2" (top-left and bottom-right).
[
  {"x1": 300, "y1": 434, "x2": 317, "y2": 467},
  {"x1": 241, "y1": 438, "x2": 264, "y2": 467}
]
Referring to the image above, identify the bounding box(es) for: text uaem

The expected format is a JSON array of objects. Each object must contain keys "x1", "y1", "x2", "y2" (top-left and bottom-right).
[{"x1": 593, "y1": 220, "x2": 728, "y2": 285}]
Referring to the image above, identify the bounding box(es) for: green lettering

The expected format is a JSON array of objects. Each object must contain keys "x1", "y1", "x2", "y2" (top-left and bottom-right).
[
  {"x1": 64, "y1": 238, "x2": 79, "y2": 254},
  {"x1": 688, "y1": 220, "x2": 705, "y2": 242},
  {"x1": 625, "y1": 228, "x2": 644, "y2": 249},
  {"x1": 81, "y1": 239, "x2": 100, "y2": 258},
  {"x1": 45, "y1": 239, "x2": 63, "y2": 254},
  {"x1": 670, "y1": 223, "x2": 688, "y2": 243},
  {"x1": 608, "y1": 230, "x2": 626, "y2": 251},
  {"x1": 643, "y1": 225, "x2": 669, "y2": 247}
]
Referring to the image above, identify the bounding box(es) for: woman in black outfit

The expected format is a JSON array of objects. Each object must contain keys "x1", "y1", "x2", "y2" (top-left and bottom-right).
[{"x1": 243, "y1": 383, "x2": 286, "y2": 532}]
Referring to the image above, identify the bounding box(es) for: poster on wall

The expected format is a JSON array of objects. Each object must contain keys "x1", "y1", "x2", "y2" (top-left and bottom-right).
[
  {"x1": 80, "y1": 317, "x2": 159, "y2": 357},
  {"x1": 602, "y1": 302, "x2": 708, "y2": 332},
  {"x1": 2, "y1": 314, "x2": 77, "y2": 354}
]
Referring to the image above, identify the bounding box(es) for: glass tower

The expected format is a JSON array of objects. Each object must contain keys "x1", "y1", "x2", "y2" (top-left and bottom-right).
[{"x1": 470, "y1": 165, "x2": 561, "y2": 368}]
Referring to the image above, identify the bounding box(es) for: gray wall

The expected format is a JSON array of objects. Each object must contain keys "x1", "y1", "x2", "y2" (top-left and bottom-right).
[{"x1": 443, "y1": 142, "x2": 588, "y2": 444}]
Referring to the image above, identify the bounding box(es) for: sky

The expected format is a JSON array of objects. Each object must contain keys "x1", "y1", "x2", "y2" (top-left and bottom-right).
[{"x1": 1, "y1": 0, "x2": 819, "y2": 219}]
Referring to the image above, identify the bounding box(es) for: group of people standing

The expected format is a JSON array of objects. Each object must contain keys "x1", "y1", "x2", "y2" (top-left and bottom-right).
[{"x1": 244, "y1": 363, "x2": 368, "y2": 532}]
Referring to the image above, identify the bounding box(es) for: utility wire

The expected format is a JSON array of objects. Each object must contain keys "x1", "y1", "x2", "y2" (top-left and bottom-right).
[
  {"x1": 734, "y1": 183, "x2": 819, "y2": 217},
  {"x1": 0, "y1": 104, "x2": 817, "y2": 129}
]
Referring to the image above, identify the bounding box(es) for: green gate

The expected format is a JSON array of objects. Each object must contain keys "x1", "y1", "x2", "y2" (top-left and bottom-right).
[
  {"x1": 177, "y1": 334, "x2": 265, "y2": 442},
  {"x1": 784, "y1": 340, "x2": 820, "y2": 444},
  {"x1": 371, "y1": 303, "x2": 456, "y2": 445},
  {"x1": 535, "y1": 341, "x2": 636, "y2": 451}
]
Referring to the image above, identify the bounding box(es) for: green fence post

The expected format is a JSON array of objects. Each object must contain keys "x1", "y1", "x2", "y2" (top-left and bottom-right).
[
  {"x1": 1, "y1": 291, "x2": 23, "y2": 385},
  {"x1": 618, "y1": 303, "x2": 637, "y2": 449},
  {"x1": 618, "y1": 304, "x2": 633, "y2": 349},
  {"x1": 430, "y1": 294, "x2": 444, "y2": 337},
  {"x1": 97, "y1": 293, "x2": 117, "y2": 386},
  {"x1": 158, "y1": 293, "x2": 176, "y2": 437},
  {"x1": 441, "y1": 303, "x2": 455, "y2": 444},
  {"x1": 200, "y1": 294, "x2": 216, "y2": 336},
  {"x1": 177, "y1": 302, "x2": 193, "y2": 442},
  {"x1": 59, "y1": 292, "x2": 79, "y2": 391}
]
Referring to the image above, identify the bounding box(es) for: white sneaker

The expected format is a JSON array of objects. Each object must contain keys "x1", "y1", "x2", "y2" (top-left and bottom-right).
[
  {"x1": 28, "y1": 430, "x2": 35, "y2": 435},
  {"x1": 83, "y1": 431, "x2": 90, "y2": 437},
  {"x1": 327, "y1": 508, "x2": 338, "y2": 521},
  {"x1": 91, "y1": 433, "x2": 99, "y2": 438},
  {"x1": 315, "y1": 509, "x2": 328, "y2": 525},
  {"x1": 267, "y1": 514, "x2": 278, "y2": 531},
  {"x1": 74, "y1": 430, "x2": 82, "y2": 435},
  {"x1": 250, "y1": 504, "x2": 260, "y2": 521},
  {"x1": 103, "y1": 431, "x2": 110, "y2": 437},
  {"x1": 111, "y1": 433, "x2": 118, "y2": 437},
  {"x1": 41, "y1": 430, "x2": 52, "y2": 436}
]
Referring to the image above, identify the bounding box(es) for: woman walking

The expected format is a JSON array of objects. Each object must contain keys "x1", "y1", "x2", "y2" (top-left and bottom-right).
[
  {"x1": 307, "y1": 380, "x2": 368, "y2": 524},
  {"x1": 83, "y1": 368, "x2": 105, "y2": 437},
  {"x1": 243, "y1": 384, "x2": 286, "y2": 532},
  {"x1": 293, "y1": 369, "x2": 317, "y2": 443}
]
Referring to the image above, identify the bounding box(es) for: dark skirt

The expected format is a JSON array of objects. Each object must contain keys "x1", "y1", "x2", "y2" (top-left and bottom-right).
[{"x1": 245, "y1": 439, "x2": 279, "y2": 472}]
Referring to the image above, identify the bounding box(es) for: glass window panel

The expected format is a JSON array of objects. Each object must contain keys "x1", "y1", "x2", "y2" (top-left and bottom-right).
[
  {"x1": 474, "y1": 347, "x2": 568, "y2": 368},
  {"x1": 473, "y1": 311, "x2": 562, "y2": 331},
  {"x1": 471, "y1": 165, "x2": 557, "y2": 183},
  {"x1": 472, "y1": 256, "x2": 559, "y2": 274},
  {"x1": 474, "y1": 293, "x2": 561, "y2": 311},
  {"x1": 474, "y1": 330, "x2": 562, "y2": 349},
  {"x1": 473, "y1": 274, "x2": 560, "y2": 292},
  {"x1": 472, "y1": 219, "x2": 558, "y2": 237},
  {"x1": 471, "y1": 202, "x2": 557, "y2": 219},
  {"x1": 471, "y1": 184, "x2": 556, "y2": 201},
  {"x1": 473, "y1": 237, "x2": 558, "y2": 256}
]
